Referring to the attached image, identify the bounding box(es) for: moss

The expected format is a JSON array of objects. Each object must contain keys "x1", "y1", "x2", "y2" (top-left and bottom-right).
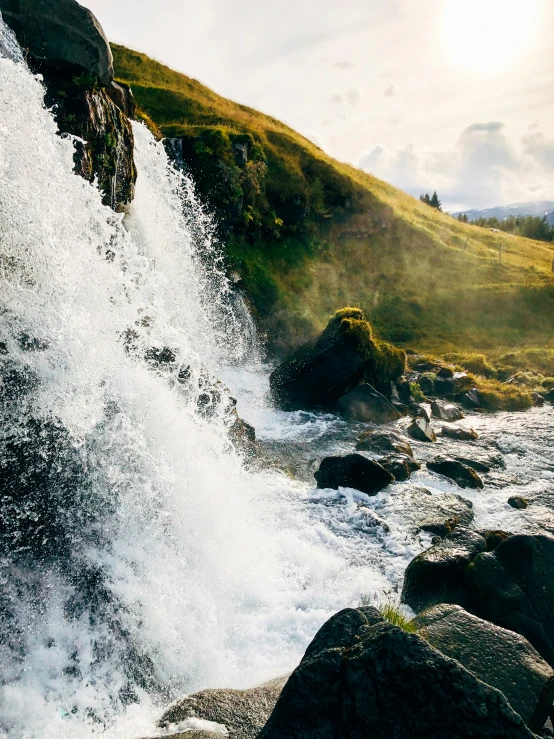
[
  {"x1": 410, "y1": 382, "x2": 425, "y2": 402},
  {"x1": 442, "y1": 352, "x2": 497, "y2": 378},
  {"x1": 473, "y1": 377, "x2": 533, "y2": 411}
]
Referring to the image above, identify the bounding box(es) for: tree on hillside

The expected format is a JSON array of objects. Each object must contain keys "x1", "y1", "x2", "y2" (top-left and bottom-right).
[
  {"x1": 420, "y1": 191, "x2": 442, "y2": 211},
  {"x1": 430, "y1": 191, "x2": 442, "y2": 211},
  {"x1": 457, "y1": 213, "x2": 469, "y2": 223}
]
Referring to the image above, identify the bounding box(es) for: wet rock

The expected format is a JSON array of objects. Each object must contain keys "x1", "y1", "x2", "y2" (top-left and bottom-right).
[
  {"x1": 545, "y1": 388, "x2": 554, "y2": 403},
  {"x1": 379, "y1": 453, "x2": 421, "y2": 481},
  {"x1": 437, "y1": 366, "x2": 454, "y2": 378},
  {"x1": 418, "y1": 372, "x2": 435, "y2": 395},
  {"x1": 408, "y1": 416, "x2": 437, "y2": 442},
  {"x1": 258, "y1": 608, "x2": 536, "y2": 739},
  {"x1": 532, "y1": 392, "x2": 545, "y2": 407},
  {"x1": 336, "y1": 383, "x2": 401, "y2": 424},
  {"x1": 431, "y1": 399, "x2": 464, "y2": 422},
  {"x1": 442, "y1": 426, "x2": 479, "y2": 441},
  {"x1": 427, "y1": 456, "x2": 484, "y2": 489},
  {"x1": 355, "y1": 430, "x2": 413, "y2": 457},
  {"x1": 376, "y1": 486, "x2": 473, "y2": 536},
  {"x1": 402, "y1": 528, "x2": 487, "y2": 613},
  {"x1": 509, "y1": 496, "x2": 529, "y2": 510},
  {"x1": 314, "y1": 454, "x2": 394, "y2": 495},
  {"x1": 159, "y1": 676, "x2": 289, "y2": 739},
  {"x1": 228, "y1": 416, "x2": 257, "y2": 457},
  {"x1": 477, "y1": 529, "x2": 513, "y2": 551},
  {"x1": 435, "y1": 372, "x2": 469, "y2": 397},
  {"x1": 1, "y1": 0, "x2": 114, "y2": 84},
  {"x1": 413, "y1": 603, "x2": 554, "y2": 733},
  {"x1": 390, "y1": 399, "x2": 409, "y2": 416},
  {"x1": 107, "y1": 80, "x2": 136, "y2": 118},
  {"x1": 396, "y1": 376, "x2": 412, "y2": 404},
  {"x1": 269, "y1": 308, "x2": 405, "y2": 411},
  {"x1": 462, "y1": 387, "x2": 484, "y2": 409},
  {"x1": 409, "y1": 402, "x2": 430, "y2": 421}
]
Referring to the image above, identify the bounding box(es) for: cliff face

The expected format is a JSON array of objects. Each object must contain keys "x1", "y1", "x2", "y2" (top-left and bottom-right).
[{"x1": 1, "y1": 0, "x2": 136, "y2": 211}]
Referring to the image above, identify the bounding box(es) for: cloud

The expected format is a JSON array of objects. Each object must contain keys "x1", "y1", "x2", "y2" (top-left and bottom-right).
[
  {"x1": 334, "y1": 61, "x2": 355, "y2": 69},
  {"x1": 359, "y1": 122, "x2": 554, "y2": 210},
  {"x1": 384, "y1": 84, "x2": 396, "y2": 97}
]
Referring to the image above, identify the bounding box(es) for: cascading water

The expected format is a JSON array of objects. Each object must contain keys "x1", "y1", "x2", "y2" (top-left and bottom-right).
[{"x1": 0, "y1": 18, "x2": 399, "y2": 739}]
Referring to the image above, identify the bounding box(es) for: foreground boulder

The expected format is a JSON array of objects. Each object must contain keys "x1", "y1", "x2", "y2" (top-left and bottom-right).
[
  {"x1": 427, "y1": 456, "x2": 484, "y2": 489},
  {"x1": 314, "y1": 454, "x2": 394, "y2": 495},
  {"x1": 408, "y1": 416, "x2": 437, "y2": 442},
  {"x1": 414, "y1": 604, "x2": 554, "y2": 733},
  {"x1": 402, "y1": 528, "x2": 487, "y2": 613},
  {"x1": 336, "y1": 383, "x2": 401, "y2": 423},
  {"x1": 431, "y1": 399, "x2": 464, "y2": 422},
  {"x1": 269, "y1": 308, "x2": 405, "y2": 411},
  {"x1": 355, "y1": 430, "x2": 413, "y2": 456},
  {"x1": 258, "y1": 607, "x2": 536, "y2": 739},
  {"x1": 403, "y1": 532, "x2": 554, "y2": 669},
  {"x1": 442, "y1": 426, "x2": 479, "y2": 441},
  {"x1": 159, "y1": 676, "x2": 288, "y2": 738}
]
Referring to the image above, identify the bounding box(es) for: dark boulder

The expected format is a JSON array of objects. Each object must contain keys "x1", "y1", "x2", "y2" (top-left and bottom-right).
[
  {"x1": 1, "y1": 0, "x2": 114, "y2": 84},
  {"x1": 403, "y1": 532, "x2": 554, "y2": 670},
  {"x1": 402, "y1": 528, "x2": 487, "y2": 613},
  {"x1": 269, "y1": 308, "x2": 405, "y2": 411},
  {"x1": 396, "y1": 376, "x2": 412, "y2": 404},
  {"x1": 355, "y1": 430, "x2": 413, "y2": 457},
  {"x1": 437, "y1": 366, "x2": 454, "y2": 378},
  {"x1": 159, "y1": 676, "x2": 288, "y2": 739},
  {"x1": 379, "y1": 453, "x2": 420, "y2": 481},
  {"x1": 442, "y1": 426, "x2": 479, "y2": 441},
  {"x1": 408, "y1": 416, "x2": 437, "y2": 442},
  {"x1": 106, "y1": 80, "x2": 136, "y2": 118},
  {"x1": 418, "y1": 371, "x2": 435, "y2": 395},
  {"x1": 462, "y1": 387, "x2": 483, "y2": 408},
  {"x1": 509, "y1": 495, "x2": 529, "y2": 510},
  {"x1": 336, "y1": 383, "x2": 401, "y2": 423},
  {"x1": 409, "y1": 402, "x2": 430, "y2": 421},
  {"x1": 454, "y1": 456, "x2": 489, "y2": 472},
  {"x1": 427, "y1": 456, "x2": 484, "y2": 489},
  {"x1": 435, "y1": 372, "x2": 469, "y2": 397},
  {"x1": 532, "y1": 392, "x2": 545, "y2": 407},
  {"x1": 258, "y1": 608, "x2": 536, "y2": 739},
  {"x1": 314, "y1": 454, "x2": 394, "y2": 495},
  {"x1": 431, "y1": 399, "x2": 464, "y2": 422},
  {"x1": 413, "y1": 603, "x2": 554, "y2": 733},
  {"x1": 545, "y1": 388, "x2": 554, "y2": 403}
]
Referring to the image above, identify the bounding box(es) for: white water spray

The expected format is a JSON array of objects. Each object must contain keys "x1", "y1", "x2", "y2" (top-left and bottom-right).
[{"x1": 0, "y1": 20, "x2": 397, "y2": 739}]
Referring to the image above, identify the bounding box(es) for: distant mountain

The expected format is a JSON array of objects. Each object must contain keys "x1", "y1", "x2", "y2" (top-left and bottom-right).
[{"x1": 452, "y1": 201, "x2": 554, "y2": 225}]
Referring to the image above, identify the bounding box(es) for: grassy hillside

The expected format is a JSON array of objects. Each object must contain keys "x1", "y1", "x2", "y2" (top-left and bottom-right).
[{"x1": 112, "y1": 44, "x2": 554, "y2": 361}]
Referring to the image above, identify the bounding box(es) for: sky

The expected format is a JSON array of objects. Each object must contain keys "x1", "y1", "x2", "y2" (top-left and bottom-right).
[{"x1": 81, "y1": 0, "x2": 554, "y2": 212}]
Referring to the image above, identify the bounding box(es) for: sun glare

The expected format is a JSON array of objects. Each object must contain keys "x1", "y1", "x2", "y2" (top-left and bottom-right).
[{"x1": 442, "y1": 0, "x2": 540, "y2": 73}]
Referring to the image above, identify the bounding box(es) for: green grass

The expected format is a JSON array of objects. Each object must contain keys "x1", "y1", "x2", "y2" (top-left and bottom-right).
[
  {"x1": 379, "y1": 603, "x2": 418, "y2": 634},
  {"x1": 112, "y1": 44, "x2": 554, "y2": 359}
]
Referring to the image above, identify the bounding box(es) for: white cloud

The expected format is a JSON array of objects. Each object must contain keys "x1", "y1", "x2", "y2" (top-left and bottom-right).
[{"x1": 359, "y1": 122, "x2": 554, "y2": 211}]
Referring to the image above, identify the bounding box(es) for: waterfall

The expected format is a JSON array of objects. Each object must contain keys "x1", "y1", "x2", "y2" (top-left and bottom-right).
[{"x1": 0, "y1": 17, "x2": 393, "y2": 739}]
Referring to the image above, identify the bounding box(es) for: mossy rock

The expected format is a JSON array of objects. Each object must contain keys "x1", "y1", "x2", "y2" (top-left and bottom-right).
[{"x1": 269, "y1": 308, "x2": 406, "y2": 410}]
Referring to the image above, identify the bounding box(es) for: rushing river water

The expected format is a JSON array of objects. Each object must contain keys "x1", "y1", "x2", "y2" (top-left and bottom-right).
[{"x1": 1, "y1": 15, "x2": 553, "y2": 739}]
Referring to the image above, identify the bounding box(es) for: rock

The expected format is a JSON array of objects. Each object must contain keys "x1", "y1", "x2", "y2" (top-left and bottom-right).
[
  {"x1": 442, "y1": 426, "x2": 479, "y2": 441},
  {"x1": 258, "y1": 608, "x2": 536, "y2": 739},
  {"x1": 159, "y1": 676, "x2": 288, "y2": 739},
  {"x1": 454, "y1": 456, "x2": 489, "y2": 472},
  {"x1": 532, "y1": 392, "x2": 545, "y2": 407},
  {"x1": 390, "y1": 399, "x2": 409, "y2": 416},
  {"x1": 477, "y1": 529, "x2": 513, "y2": 551},
  {"x1": 379, "y1": 453, "x2": 421, "y2": 481},
  {"x1": 545, "y1": 388, "x2": 554, "y2": 403},
  {"x1": 1, "y1": 0, "x2": 136, "y2": 210},
  {"x1": 437, "y1": 366, "x2": 455, "y2": 378},
  {"x1": 355, "y1": 430, "x2": 413, "y2": 457},
  {"x1": 462, "y1": 387, "x2": 483, "y2": 409},
  {"x1": 431, "y1": 399, "x2": 464, "y2": 422},
  {"x1": 1, "y1": 0, "x2": 114, "y2": 85},
  {"x1": 418, "y1": 372, "x2": 435, "y2": 395},
  {"x1": 336, "y1": 383, "x2": 402, "y2": 424},
  {"x1": 509, "y1": 496, "x2": 529, "y2": 510},
  {"x1": 376, "y1": 486, "x2": 473, "y2": 535},
  {"x1": 409, "y1": 402, "x2": 430, "y2": 421},
  {"x1": 413, "y1": 603, "x2": 554, "y2": 733},
  {"x1": 403, "y1": 532, "x2": 554, "y2": 670},
  {"x1": 435, "y1": 372, "x2": 469, "y2": 397},
  {"x1": 465, "y1": 534, "x2": 554, "y2": 667},
  {"x1": 427, "y1": 456, "x2": 484, "y2": 489},
  {"x1": 402, "y1": 528, "x2": 487, "y2": 613},
  {"x1": 269, "y1": 308, "x2": 405, "y2": 411},
  {"x1": 408, "y1": 416, "x2": 437, "y2": 442},
  {"x1": 396, "y1": 376, "x2": 412, "y2": 404},
  {"x1": 228, "y1": 416, "x2": 257, "y2": 457},
  {"x1": 314, "y1": 454, "x2": 394, "y2": 495},
  {"x1": 106, "y1": 80, "x2": 136, "y2": 118}
]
